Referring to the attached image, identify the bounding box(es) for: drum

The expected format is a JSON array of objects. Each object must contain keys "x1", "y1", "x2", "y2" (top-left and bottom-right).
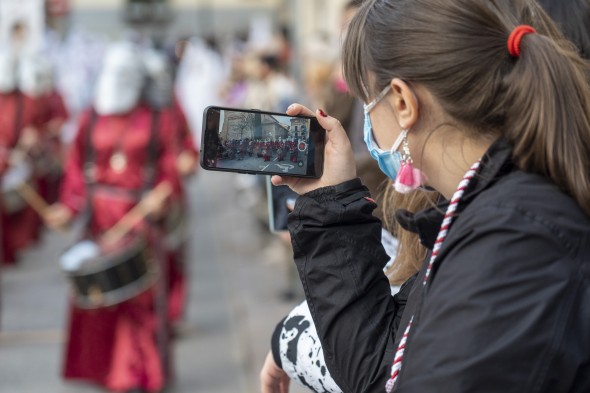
[
  {"x1": 1, "y1": 160, "x2": 33, "y2": 214},
  {"x1": 60, "y1": 236, "x2": 157, "y2": 309}
]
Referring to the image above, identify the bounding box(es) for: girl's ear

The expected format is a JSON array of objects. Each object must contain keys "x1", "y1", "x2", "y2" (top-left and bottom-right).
[{"x1": 388, "y1": 78, "x2": 419, "y2": 129}]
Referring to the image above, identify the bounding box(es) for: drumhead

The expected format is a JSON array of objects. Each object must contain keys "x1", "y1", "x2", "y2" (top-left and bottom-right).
[
  {"x1": 63, "y1": 236, "x2": 146, "y2": 275},
  {"x1": 60, "y1": 240, "x2": 101, "y2": 272}
]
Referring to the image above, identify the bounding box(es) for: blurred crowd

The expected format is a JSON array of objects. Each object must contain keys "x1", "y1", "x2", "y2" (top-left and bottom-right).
[
  {"x1": 0, "y1": 0, "x2": 372, "y2": 272},
  {"x1": 0, "y1": 0, "x2": 372, "y2": 392}
]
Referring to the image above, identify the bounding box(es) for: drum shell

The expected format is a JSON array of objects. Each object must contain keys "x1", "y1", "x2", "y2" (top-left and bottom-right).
[{"x1": 63, "y1": 237, "x2": 158, "y2": 309}]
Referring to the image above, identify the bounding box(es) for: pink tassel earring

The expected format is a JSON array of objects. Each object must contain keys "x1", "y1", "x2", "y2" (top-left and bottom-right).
[{"x1": 394, "y1": 132, "x2": 425, "y2": 193}]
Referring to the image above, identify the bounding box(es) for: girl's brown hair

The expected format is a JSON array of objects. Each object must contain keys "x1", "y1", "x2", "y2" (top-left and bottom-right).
[
  {"x1": 343, "y1": 0, "x2": 590, "y2": 216},
  {"x1": 382, "y1": 186, "x2": 440, "y2": 285}
]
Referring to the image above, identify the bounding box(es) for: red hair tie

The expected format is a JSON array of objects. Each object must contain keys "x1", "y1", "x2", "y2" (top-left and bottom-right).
[{"x1": 508, "y1": 25, "x2": 537, "y2": 58}]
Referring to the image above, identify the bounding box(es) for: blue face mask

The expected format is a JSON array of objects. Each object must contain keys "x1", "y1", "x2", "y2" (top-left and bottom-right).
[{"x1": 363, "y1": 109, "x2": 406, "y2": 181}]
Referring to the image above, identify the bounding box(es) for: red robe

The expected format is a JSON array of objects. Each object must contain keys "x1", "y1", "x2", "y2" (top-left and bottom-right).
[
  {"x1": 0, "y1": 92, "x2": 41, "y2": 265},
  {"x1": 60, "y1": 104, "x2": 180, "y2": 392}
]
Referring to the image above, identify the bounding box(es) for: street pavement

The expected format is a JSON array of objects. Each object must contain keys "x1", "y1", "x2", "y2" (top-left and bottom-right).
[{"x1": 0, "y1": 171, "x2": 308, "y2": 393}]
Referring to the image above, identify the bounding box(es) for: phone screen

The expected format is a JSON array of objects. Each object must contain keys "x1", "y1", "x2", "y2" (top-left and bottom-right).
[
  {"x1": 201, "y1": 106, "x2": 325, "y2": 178},
  {"x1": 266, "y1": 177, "x2": 298, "y2": 232}
]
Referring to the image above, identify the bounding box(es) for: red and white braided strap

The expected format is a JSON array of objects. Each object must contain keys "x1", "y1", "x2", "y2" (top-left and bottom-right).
[
  {"x1": 385, "y1": 160, "x2": 481, "y2": 393},
  {"x1": 423, "y1": 161, "x2": 482, "y2": 285}
]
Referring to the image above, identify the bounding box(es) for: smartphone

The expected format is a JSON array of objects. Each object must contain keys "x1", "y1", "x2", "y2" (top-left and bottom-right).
[
  {"x1": 201, "y1": 106, "x2": 325, "y2": 178},
  {"x1": 266, "y1": 177, "x2": 298, "y2": 232}
]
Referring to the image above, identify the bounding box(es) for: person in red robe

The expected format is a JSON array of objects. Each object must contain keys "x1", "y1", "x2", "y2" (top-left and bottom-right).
[
  {"x1": 18, "y1": 54, "x2": 70, "y2": 205},
  {"x1": 45, "y1": 42, "x2": 180, "y2": 393},
  {"x1": 0, "y1": 49, "x2": 43, "y2": 265}
]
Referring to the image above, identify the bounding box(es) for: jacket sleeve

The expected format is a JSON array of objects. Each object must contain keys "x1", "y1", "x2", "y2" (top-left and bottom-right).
[
  {"x1": 396, "y1": 204, "x2": 580, "y2": 392},
  {"x1": 289, "y1": 178, "x2": 397, "y2": 393}
]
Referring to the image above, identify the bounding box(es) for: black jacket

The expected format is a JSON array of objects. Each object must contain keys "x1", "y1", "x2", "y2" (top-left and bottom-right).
[{"x1": 288, "y1": 139, "x2": 590, "y2": 393}]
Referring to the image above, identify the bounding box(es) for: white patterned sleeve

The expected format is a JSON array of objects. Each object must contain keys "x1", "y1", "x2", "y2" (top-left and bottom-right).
[{"x1": 278, "y1": 301, "x2": 342, "y2": 393}]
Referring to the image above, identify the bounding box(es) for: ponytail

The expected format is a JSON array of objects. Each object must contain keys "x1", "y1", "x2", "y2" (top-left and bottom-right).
[{"x1": 503, "y1": 33, "x2": 590, "y2": 215}]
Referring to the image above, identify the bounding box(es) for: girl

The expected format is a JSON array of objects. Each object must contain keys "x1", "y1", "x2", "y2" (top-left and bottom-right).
[{"x1": 266, "y1": 0, "x2": 590, "y2": 392}]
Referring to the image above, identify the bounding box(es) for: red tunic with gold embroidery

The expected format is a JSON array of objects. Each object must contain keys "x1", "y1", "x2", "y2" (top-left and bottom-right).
[{"x1": 59, "y1": 104, "x2": 180, "y2": 393}]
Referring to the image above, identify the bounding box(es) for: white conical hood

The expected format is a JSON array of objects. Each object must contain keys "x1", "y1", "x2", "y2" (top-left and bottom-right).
[{"x1": 94, "y1": 42, "x2": 145, "y2": 115}]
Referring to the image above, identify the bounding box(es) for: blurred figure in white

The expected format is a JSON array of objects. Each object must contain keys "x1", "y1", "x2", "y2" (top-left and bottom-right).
[
  {"x1": 42, "y1": 4, "x2": 105, "y2": 145},
  {"x1": 175, "y1": 37, "x2": 227, "y2": 148}
]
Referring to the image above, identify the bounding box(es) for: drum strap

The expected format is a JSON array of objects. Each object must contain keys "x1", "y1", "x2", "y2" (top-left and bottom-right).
[
  {"x1": 83, "y1": 109, "x2": 99, "y2": 184},
  {"x1": 144, "y1": 109, "x2": 160, "y2": 192},
  {"x1": 81, "y1": 109, "x2": 99, "y2": 233}
]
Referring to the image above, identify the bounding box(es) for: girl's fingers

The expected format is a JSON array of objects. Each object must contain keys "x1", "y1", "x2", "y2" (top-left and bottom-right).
[
  {"x1": 315, "y1": 109, "x2": 349, "y2": 144},
  {"x1": 271, "y1": 175, "x2": 284, "y2": 186},
  {"x1": 286, "y1": 103, "x2": 315, "y2": 117},
  {"x1": 275, "y1": 106, "x2": 356, "y2": 195}
]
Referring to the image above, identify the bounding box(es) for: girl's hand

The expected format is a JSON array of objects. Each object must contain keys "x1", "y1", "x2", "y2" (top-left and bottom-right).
[
  {"x1": 260, "y1": 350, "x2": 290, "y2": 393},
  {"x1": 271, "y1": 104, "x2": 356, "y2": 195}
]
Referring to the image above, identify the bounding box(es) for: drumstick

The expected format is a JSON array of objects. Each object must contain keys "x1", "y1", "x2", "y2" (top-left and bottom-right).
[
  {"x1": 102, "y1": 182, "x2": 173, "y2": 246},
  {"x1": 14, "y1": 182, "x2": 70, "y2": 234},
  {"x1": 15, "y1": 182, "x2": 50, "y2": 217}
]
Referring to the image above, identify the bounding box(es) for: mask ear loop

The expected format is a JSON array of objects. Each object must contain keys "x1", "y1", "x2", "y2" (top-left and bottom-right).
[{"x1": 389, "y1": 129, "x2": 407, "y2": 154}]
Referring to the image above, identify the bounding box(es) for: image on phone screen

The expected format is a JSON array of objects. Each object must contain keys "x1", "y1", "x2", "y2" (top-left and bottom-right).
[
  {"x1": 266, "y1": 177, "x2": 298, "y2": 233},
  {"x1": 201, "y1": 106, "x2": 325, "y2": 178}
]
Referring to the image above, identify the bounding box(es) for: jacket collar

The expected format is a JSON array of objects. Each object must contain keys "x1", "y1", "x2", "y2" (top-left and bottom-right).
[{"x1": 395, "y1": 138, "x2": 514, "y2": 249}]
